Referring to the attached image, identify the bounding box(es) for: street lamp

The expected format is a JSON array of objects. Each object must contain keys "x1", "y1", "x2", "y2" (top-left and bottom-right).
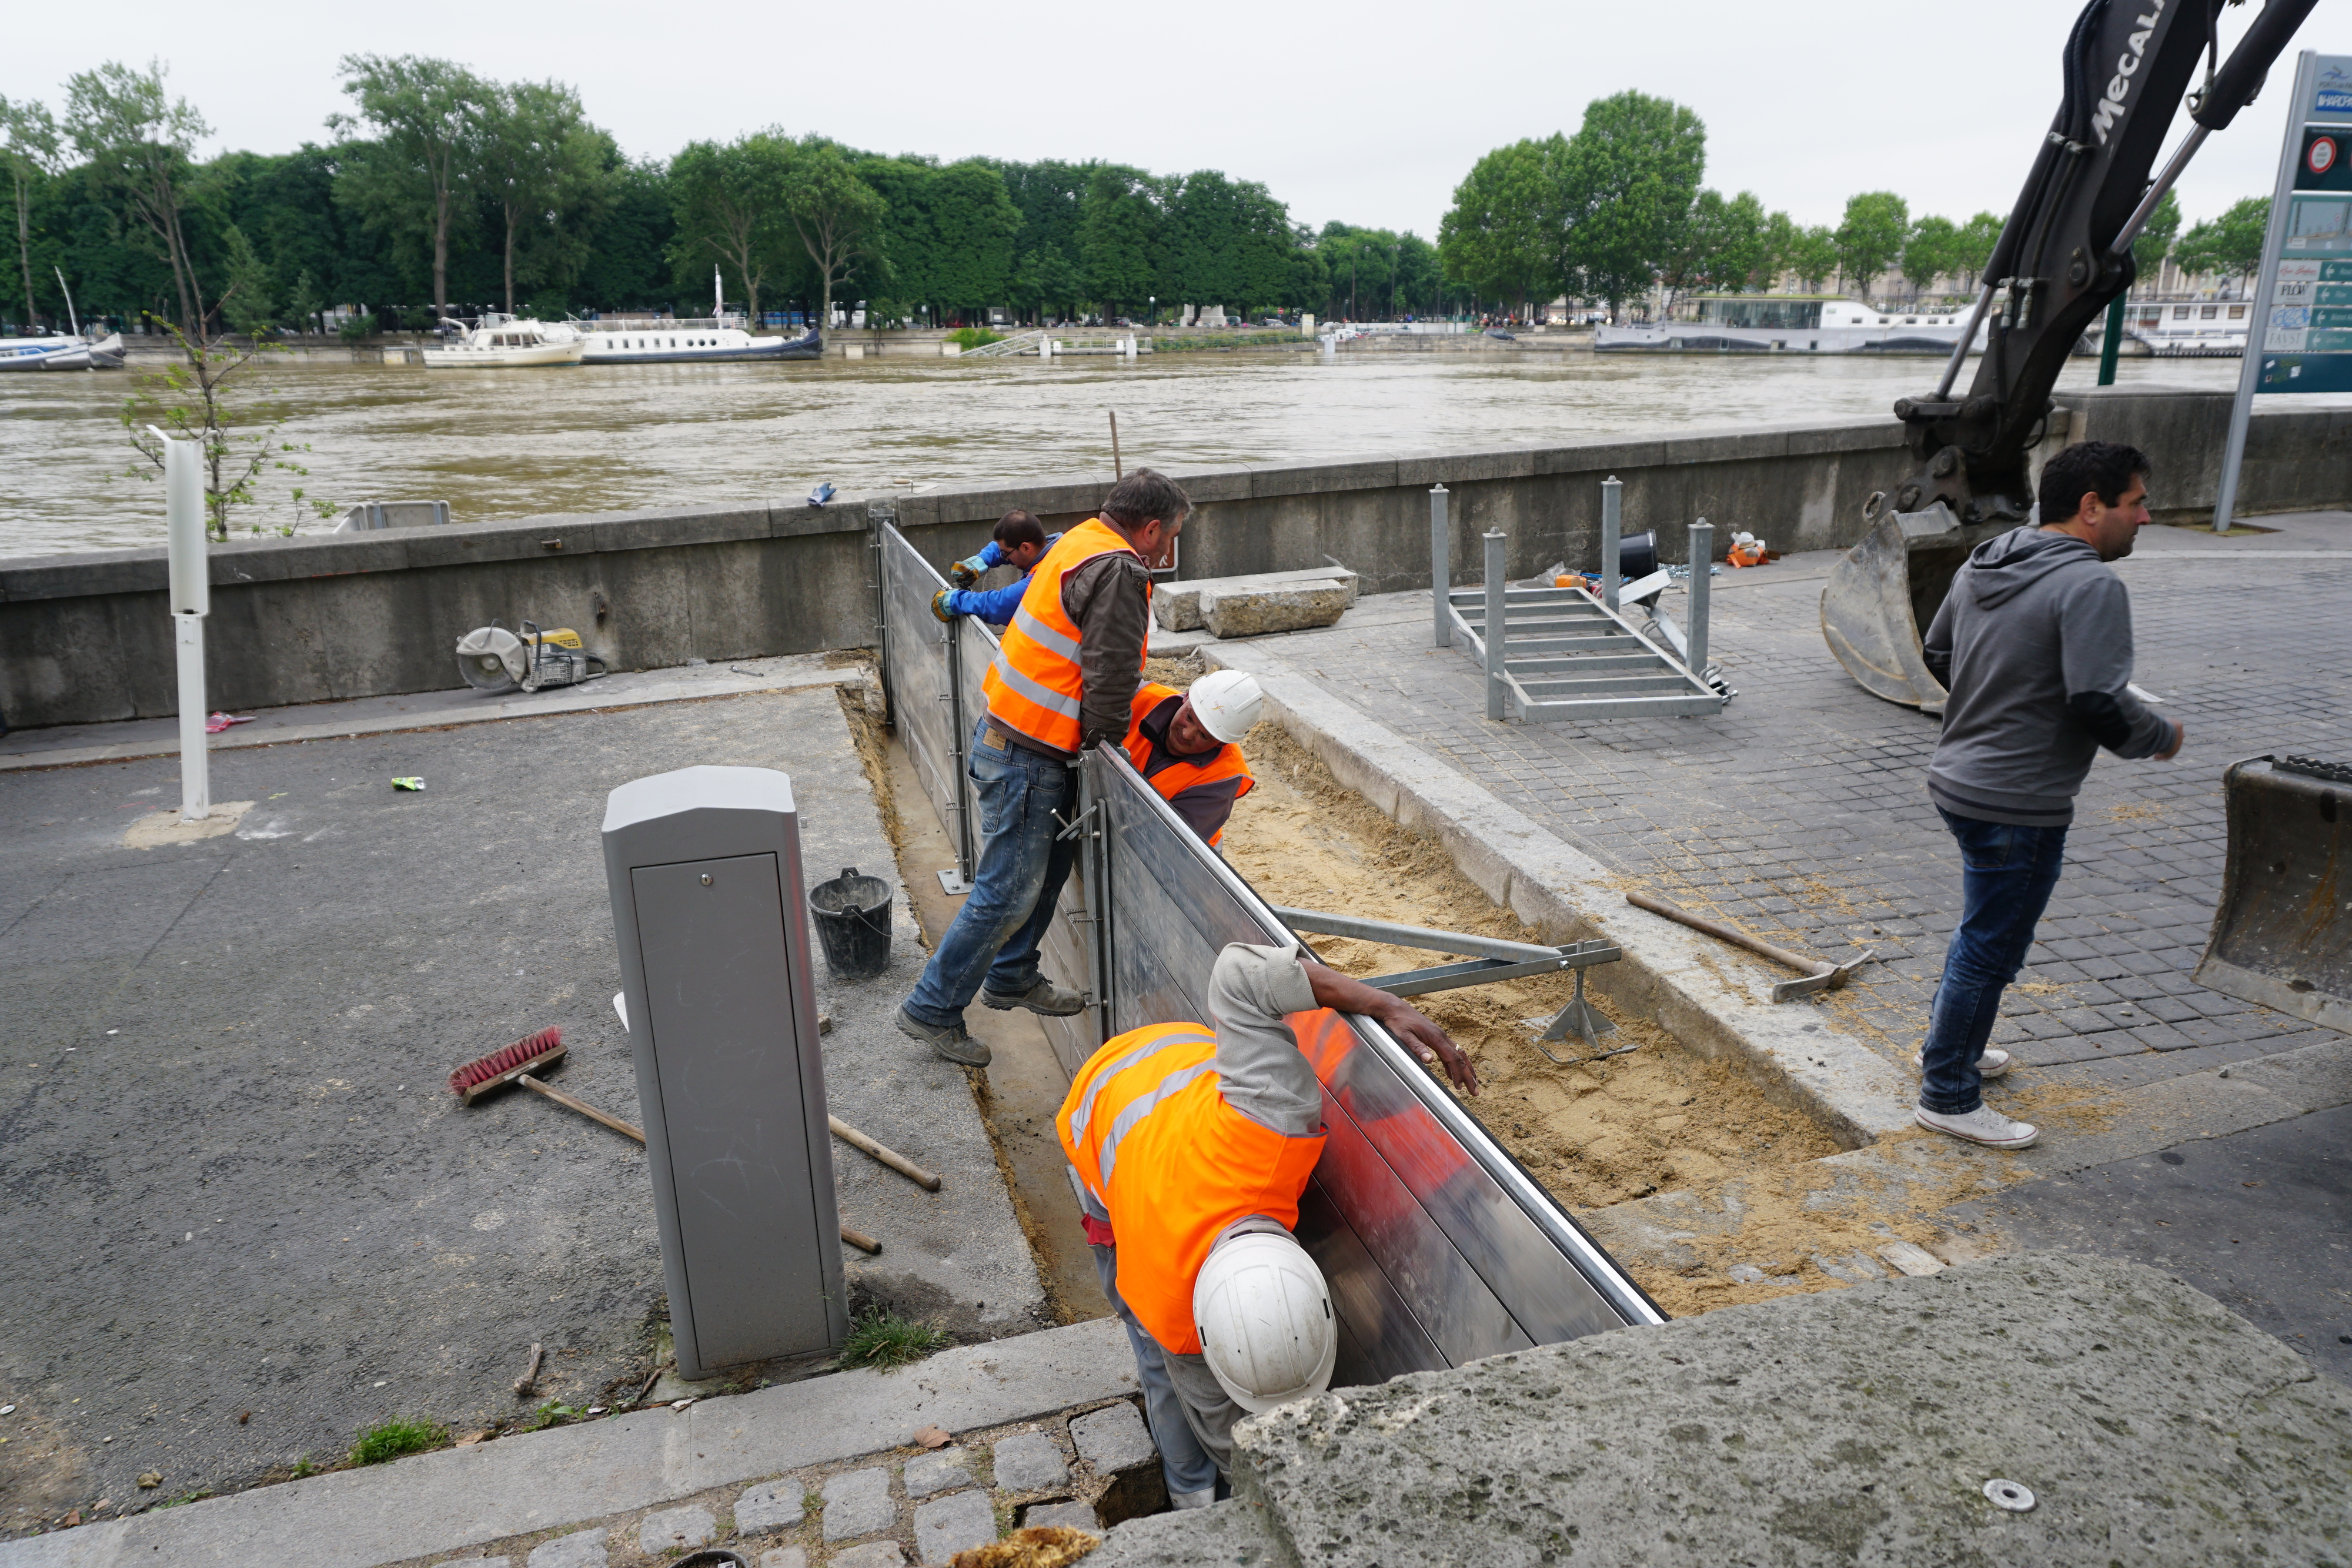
[{"x1": 1148, "y1": 295, "x2": 1155, "y2": 326}]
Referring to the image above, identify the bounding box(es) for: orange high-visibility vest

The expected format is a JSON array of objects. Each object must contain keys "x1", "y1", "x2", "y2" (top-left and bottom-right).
[
  {"x1": 1058, "y1": 1021, "x2": 1327, "y2": 1356},
  {"x1": 981, "y1": 517, "x2": 1150, "y2": 753},
  {"x1": 1123, "y1": 683, "x2": 1255, "y2": 847}
]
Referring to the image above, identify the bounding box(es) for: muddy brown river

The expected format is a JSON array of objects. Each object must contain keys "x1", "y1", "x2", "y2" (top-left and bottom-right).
[{"x1": 1, "y1": 350, "x2": 2245, "y2": 557}]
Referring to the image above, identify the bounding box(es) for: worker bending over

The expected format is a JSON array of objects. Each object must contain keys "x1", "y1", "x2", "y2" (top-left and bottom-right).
[
  {"x1": 1125, "y1": 671, "x2": 1262, "y2": 847},
  {"x1": 933, "y1": 509, "x2": 1059, "y2": 626},
  {"x1": 898, "y1": 470, "x2": 1188, "y2": 1067},
  {"x1": 1058, "y1": 942, "x2": 1478, "y2": 1505}
]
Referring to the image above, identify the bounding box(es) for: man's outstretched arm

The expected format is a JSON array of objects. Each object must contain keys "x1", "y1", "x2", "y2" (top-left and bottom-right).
[{"x1": 1301, "y1": 957, "x2": 1479, "y2": 1096}]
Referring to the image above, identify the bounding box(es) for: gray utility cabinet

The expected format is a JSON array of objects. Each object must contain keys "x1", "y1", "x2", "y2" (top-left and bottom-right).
[{"x1": 602, "y1": 765, "x2": 848, "y2": 1378}]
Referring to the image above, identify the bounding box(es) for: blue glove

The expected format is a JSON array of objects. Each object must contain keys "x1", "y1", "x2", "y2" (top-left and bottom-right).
[{"x1": 948, "y1": 554, "x2": 988, "y2": 589}]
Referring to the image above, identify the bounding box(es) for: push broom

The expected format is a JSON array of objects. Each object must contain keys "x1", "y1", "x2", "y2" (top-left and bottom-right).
[{"x1": 449, "y1": 1027, "x2": 914, "y2": 1252}]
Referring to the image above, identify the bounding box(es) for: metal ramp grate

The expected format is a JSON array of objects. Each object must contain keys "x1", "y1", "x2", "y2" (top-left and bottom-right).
[{"x1": 1433, "y1": 479, "x2": 1729, "y2": 722}]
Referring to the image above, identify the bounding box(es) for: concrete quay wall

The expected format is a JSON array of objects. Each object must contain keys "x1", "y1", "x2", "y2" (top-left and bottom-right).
[{"x1": 3, "y1": 390, "x2": 2340, "y2": 729}]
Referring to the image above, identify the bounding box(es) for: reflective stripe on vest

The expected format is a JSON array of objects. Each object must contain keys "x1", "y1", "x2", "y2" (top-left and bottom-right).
[
  {"x1": 980, "y1": 517, "x2": 1148, "y2": 751},
  {"x1": 1122, "y1": 684, "x2": 1255, "y2": 847},
  {"x1": 1056, "y1": 1020, "x2": 1327, "y2": 1355}
]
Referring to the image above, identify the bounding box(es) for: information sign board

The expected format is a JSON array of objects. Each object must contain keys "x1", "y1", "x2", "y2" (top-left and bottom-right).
[{"x1": 2255, "y1": 56, "x2": 2352, "y2": 394}]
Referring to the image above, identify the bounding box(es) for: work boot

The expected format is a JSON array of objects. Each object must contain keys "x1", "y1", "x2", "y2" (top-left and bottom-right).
[
  {"x1": 1912, "y1": 1048, "x2": 2014, "y2": 1079},
  {"x1": 980, "y1": 977, "x2": 1087, "y2": 1017},
  {"x1": 1914, "y1": 1104, "x2": 2037, "y2": 1149},
  {"x1": 896, "y1": 1007, "x2": 991, "y2": 1067}
]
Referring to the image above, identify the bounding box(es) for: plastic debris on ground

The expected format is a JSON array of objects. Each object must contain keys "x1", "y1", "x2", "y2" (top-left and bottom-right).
[
  {"x1": 392, "y1": 777, "x2": 426, "y2": 791},
  {"x1": 204, "y1": 712, "x2": 254, "y2": 734}
]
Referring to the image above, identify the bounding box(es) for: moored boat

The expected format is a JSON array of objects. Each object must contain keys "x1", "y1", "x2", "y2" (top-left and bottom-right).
[
  {"x1": 0, "y1": 331, "x2": 125, "y2": 372},
  {"x1": 421, "y1": 315, "x2": 584, "y2": 368},
  {"x1": 576, "y1": 318, "x2": 822, "y2": 363},
  {"x1": 1596, "y1": 295, "x2": 1990, "y2": 355}
]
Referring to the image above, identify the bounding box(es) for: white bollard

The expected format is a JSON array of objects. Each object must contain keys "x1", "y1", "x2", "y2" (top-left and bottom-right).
[{"x1": 158, "y1": 429, "x2": 210, "y2": 821}]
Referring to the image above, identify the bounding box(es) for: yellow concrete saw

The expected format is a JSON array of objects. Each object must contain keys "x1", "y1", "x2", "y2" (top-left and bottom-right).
[{"x1": 455, "y1": 620, "x2": 609, "y2": 695}]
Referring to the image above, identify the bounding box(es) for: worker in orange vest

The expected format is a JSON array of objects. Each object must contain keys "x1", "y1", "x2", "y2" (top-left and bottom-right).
[
  {"x1": 1122, "y1": 671, "x2": 1263, "y2": 847},
  {"x1": 899, "y1": 469, "x2": 1190, "y2": 1067},
  {"x1": 1060, "y1": 942, "x2": 1479, "y2": 1504}
]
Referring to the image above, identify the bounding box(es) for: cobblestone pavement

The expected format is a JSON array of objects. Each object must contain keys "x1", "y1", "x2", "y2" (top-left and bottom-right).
[
  {"x1": 388, "y1": 1396, "x2": 1153, "y2": 1568},
  {"x1": 1238, "y1": 513, "x2": 2352, "y2": 1100}
]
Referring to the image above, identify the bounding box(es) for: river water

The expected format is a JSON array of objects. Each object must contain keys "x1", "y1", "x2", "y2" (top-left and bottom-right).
[{"x1": 1, "y1": 350, "x2": 2250, "y2": 557}]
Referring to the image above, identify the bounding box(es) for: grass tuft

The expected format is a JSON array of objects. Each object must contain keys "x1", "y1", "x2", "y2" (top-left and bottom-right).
[
  {"x1": 837, "y1": 1310, "x2": 951, "y2": 1370},
  {"x1": 349, "y1": 1416, "x2": 448, "y2": 1466}
]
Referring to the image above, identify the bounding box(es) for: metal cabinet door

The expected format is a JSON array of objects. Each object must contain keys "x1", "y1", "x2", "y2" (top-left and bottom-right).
[{"x1": 629, "y1": 850, "x2": 831, "y2": 1364}]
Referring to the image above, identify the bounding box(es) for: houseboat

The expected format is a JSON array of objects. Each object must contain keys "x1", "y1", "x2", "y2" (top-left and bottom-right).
[
  {"x1": 1595, "y1": 295, "x2": 1993, "y2": 355},
  {"x1": 576, "y1": 317, "x2": 822, "y2": 364}
]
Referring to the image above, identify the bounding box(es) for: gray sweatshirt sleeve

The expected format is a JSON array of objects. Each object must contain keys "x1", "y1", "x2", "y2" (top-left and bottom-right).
[
  {"x1": 1062, "y1": 552, "x2": 1151, "y2": 750},
  {"x1": 1922, "y1": 575, "x2": 1959, "y2": 687},
  {"x1": 2059, "y1": 570, "x2": 2173, "y2": 758},
  {"x1": 1207, "y1": 944, "x2": 1323, "y2": 1136}
]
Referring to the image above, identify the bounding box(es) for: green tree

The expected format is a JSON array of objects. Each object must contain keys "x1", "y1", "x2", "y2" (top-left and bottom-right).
[
  {"x1": 121, "y1": 325, "x2": 333, "y2": 538},
  {"x1": 780, "y1": 136, "x2": 884, "y2": 329},
  {"x1": 2131, "y1": 189, "x2": 2182, "y2": 275},
  {"x1": 1436, "y1": 138, "x2": 1559, "y2": 319},
  {"x1": 1901, "y1": 213, "x2": 1958, "y2": 295},
  {"x1": 1011, "y1": 240, "x2": 1084, "y2": 320},
  {"x1": 576, "y1": 155, "x2": 676, "y2": 312},
  {"x1": 1785, "y1": 225, "x2": 1838, "y2": 292},
  {"x1": 65, "y1": 61, "x2": 212, "y2": 333},
  {"x1": 475, "y1": 79, "x2": 609, "y2": 314},
  {"x1": 1950, "y1": 210, "x2": 2002, "y2": 292},
  {"x1": 668, "y1": 132, "x2": 795, "y2": 323},
  {"x1": 2175, "y1": 197, "x2": 2269, "y2": 289},
  {"x1": 334, "y1": 54, "x2": 487, "y2": 320},
  {"x1": 1555, "y1": 93, "x2": 1707, "y2": 320},
  {"x1": 1078, "y1": 164, "x2": 1162, "y2": 318},
  {"x1": 857, "y1": 156, "x2": 1019, "y2": 320},
  {"x1": 1834, "y1": 191, "x2": 1909, "y2": 300},
  {"x1": 1, "y1": 95, "x2": 64, "y2": 330},
  {"x1": 1756, "y1": 209, "x2": 1797, "y2": 291},
  {"x1": 1661, "y1": 188, "x2": 1768, "y2": 305},
  {"x1": 1157, "y1": 170, "x2": 1297, "y2": 315}
]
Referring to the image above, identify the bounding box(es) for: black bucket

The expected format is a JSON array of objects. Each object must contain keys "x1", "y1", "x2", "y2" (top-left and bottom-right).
[{"x1": 808, "y1": 865, "x2": 894, "y2": 979}]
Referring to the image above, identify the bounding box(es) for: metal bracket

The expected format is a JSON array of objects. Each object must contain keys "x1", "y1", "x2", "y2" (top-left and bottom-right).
[
  {"x1": 936, "y1": 868, "x2": 973, "y2": 895},
  {"x1": 1055, "y1": 803, "x2": 1102, "y2": 843},
  {"x1": 1534, "y1": 967, "x2": 1641, "y2": 1066}
]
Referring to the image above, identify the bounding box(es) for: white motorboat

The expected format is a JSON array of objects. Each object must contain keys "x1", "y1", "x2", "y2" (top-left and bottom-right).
[
  {"x1": 1596, "y1": 295, "x2": 1992, "y2": 355},
  {"x1": 577, "y1": 318, "x2": 822, "y2": 364},
  {"x1": 421, "y1": 315, "x2": 584, "y2": 368},
  {"x1": 0, "y1": 331, "x2": 125, "y2": 371}
]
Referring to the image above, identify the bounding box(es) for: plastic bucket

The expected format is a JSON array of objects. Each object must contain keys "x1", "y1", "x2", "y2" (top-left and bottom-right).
[{"x1": 808, "y1": 865, "x2": 894, "y2": 979}]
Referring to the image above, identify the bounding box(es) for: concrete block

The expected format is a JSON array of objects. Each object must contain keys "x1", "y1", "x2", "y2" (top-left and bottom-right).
[
  {"x1": 1230, "y1": 1254, "x2": 2352, "y2": 1567},
  {"x1": 912, "y1": 1489, "x2": 997, "y2": 1564},
  {"x1": 527, "y1": 1529, "x2": 608, "y2": 1568},
  {"x1": 1069, "y1": 1401, "x2": 1155, "y2": 1472},
  {"x1": 1018, "y1": 1500, "x2": 1100, "y2": 1530},
  {"x1": 734, "y1": 1477, "x2": 806, "y2": 1533},
  {"x1": 830, "y1": 1544, "x2": 907, "y2": 1568},
  {"x1": 902, "y1": 1446, "x2": 973, "y2": 1497},
  {"x1": 759, "y1": 1550, "x2": 808, "y2": 1568},
  {"x1": 1200, "y1": 580, "x2": 1351, "y2": 639},
  {"x1": 1154, "y1": 567, "x2": 1359, "y2": 632},
  {"x1": 1087, "y1": 1498, "x2": 1282, "y2": 1566},
  {"x1": 823, "y1": 1466, "x2": 897, "y2": 1540},
  {"x1": 988, "y1": 1431, "x2": 1070, "y2": 1492},
  {"x1": 636, "y1": 1505, "x2": 715, "y2": 1554}
]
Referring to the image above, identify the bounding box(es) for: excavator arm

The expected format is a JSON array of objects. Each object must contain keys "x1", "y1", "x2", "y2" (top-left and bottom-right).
[{"x1": 1823, "y1": 0, "x2": 2318, "y2": 708}]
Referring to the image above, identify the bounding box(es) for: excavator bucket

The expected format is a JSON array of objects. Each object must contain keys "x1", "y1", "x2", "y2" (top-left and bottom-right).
[
  {"x1": 2196, "y1": 756, "x2": 2352, "y2": 1034},
  {"x1": 1819, "y1": 503, "x2": 2008, "y2": 716}
]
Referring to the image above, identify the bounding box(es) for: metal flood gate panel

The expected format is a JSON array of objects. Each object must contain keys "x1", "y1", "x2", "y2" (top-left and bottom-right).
[
  {"x1": 871, "y1": 517, "x2": 1661, "y2": 1385},
  {"x1": 879, "y1": 526, "x2": 973, "y2": 882}
]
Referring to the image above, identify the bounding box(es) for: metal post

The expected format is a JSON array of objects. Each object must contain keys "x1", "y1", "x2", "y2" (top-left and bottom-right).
[
  {"x1": 1482, "y1": 529, "x2": 1508, "y2": 721},
  {"x1": 1685, "y1": 520, "x2": 1713, "y2": 676},
  {"x1": 2097, "y1": 295, "x2": 2124, "y2": 386},
  {"x1": 942, "y1": 622, "x2": 974, "y2": 889},
  {"x1": 158, "y1": 428, "x2": 209, "y2": 821},
  {"x1": 1079, "y1": 757, "x2": 1114, "y2": 1041},
  {"x1": 1429, "y1": 484, "x2": 1451, "y2": 647},
  {"x1": 1600, "y1": 476, "x2": 1622, "y2": 611},
  {"x1": 867, "y1": 499, "x2": 897, "y2": 725},
  {"x1": 2215, "y1": 51, "x2": 2317, "y2": 534}
]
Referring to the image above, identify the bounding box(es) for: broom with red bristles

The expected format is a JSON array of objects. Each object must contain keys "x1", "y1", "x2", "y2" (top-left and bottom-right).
[{"x1": 449, "y1": 1027, "x2": 885, "y2": 1253}]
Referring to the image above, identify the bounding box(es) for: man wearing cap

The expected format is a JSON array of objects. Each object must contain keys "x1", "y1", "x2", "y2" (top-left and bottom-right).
[
  {"x1": 1060, "y1": 942, "x2": 1478, "y2": 1506},
  {"x1": 899, "y1": 469, "x2": 1190, "y2": 1068},
  {"x1": 1122, "y1": 671, "x2": 1262, "y2": 848}
]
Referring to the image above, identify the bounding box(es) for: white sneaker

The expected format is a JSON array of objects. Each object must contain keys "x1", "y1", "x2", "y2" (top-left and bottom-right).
[
  {"x1": 1915, "y1": 1104, "x2": 2039, "y2": 1149},
  {"x1": 1913, "y1": 1048, "x2": 2013, "y2": 1079}
]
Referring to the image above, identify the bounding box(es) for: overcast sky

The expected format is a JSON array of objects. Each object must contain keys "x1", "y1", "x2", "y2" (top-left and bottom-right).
[{"x1": 4, "y1": 0, "x2": 2318, "y2": 238}]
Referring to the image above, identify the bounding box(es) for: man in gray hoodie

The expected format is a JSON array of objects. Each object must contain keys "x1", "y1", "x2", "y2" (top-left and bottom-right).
[{"x1": 1915, "y1": 440, "x2": 2185, "y2": 1149}]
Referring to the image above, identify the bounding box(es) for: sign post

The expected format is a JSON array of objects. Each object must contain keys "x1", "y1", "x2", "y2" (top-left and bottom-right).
[
  {"x1": 154, "y1": 427, "x2": 210, "y2": 821},
  {"x1": 2214, "y1": 52, "x2": 2352, "y2": 531}
]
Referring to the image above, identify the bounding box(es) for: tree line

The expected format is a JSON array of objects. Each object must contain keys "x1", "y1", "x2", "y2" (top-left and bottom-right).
[
  {"x1": 0, "y1": 57, "x2": 1490, "y2": 337},
  {"x1": 1437, "y1": 91, "x2": 2273, "y2": 319}
]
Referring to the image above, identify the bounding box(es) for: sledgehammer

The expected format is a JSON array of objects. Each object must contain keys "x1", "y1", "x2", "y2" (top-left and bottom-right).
[{"x1": 1626, "y1": 890, "x2": 1876, "y2": 1002}]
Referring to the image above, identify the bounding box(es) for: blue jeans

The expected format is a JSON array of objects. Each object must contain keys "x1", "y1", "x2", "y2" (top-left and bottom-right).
[
  {"x1": 1920, "y1": 807, "x2": 2069, "y2": 1115},
  {"x1": 903, "y1": 718, "x2": 1081, "y2": 1027}
]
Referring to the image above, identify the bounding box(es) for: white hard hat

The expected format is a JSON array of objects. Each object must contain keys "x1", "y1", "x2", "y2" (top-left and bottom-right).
[
  {"x1": 1186, "y1": 670, "x2": 1265, "y2": 744},
  {"x1": 1192, "y1": 1229, "x2": 1337, "y2": 1413}
]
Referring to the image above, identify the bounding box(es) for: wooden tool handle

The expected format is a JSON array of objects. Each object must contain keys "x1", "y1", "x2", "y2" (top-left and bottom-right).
[
  {"x1": 1625, "y1": 890, "x2": 1826, "y2": 977},
  {"x1": 520, "y1": 1074, "x2": 647, "y2": 1143},
  {"x1": 830, "y1": 1115, "x2": 943, "y2": 1191},
  {"x1": 838, "y1": 1225, "x2": 882, "y2": 1254}
]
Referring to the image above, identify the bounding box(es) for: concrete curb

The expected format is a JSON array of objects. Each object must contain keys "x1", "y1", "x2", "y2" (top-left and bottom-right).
[
  {"x1": 1201, "y1": 643, "x2": 1914, "y2": 1148},
  {"x1": 0, "y1": 1318, "x2": 1133, "y2": 1568}
]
